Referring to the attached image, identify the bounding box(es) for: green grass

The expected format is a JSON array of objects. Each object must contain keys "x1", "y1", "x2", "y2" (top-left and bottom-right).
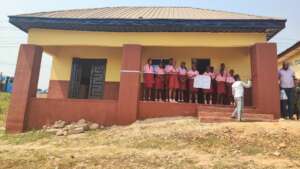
[
  {"x1": 0, "y1": 92, "x2": 51, "y2": 144},
  {"x1": 0, "y1": 92, "x2": 10, "y2": 127},
  {"x1": 0, "y1": 93, "x2": 52, "y2": 145},
  {"x1": 0, "y1": 130, "x2": 52, "y2": 145}
]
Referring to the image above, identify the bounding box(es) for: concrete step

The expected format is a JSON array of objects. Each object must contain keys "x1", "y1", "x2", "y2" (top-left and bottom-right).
[
  {"x1": 199, "y1": 116, "x2": 276, "y2": 123},
  {"x1": 199, "y1": 116, "x2": 234, "y2": 123},
  {"x1": 197, "y1": 105, "x2": 275, "y2": 123},
  {"x1": 198, "y1": 105, "x2": 255, "y2": 112},
  {"x1": 198, "y1": 111, "x2": 274, "y2": 119}
]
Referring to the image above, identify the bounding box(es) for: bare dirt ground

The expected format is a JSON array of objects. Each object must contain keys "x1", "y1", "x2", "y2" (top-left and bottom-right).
[{"x1": 0, "y1": 117, "x2": 300, "y2": 169}]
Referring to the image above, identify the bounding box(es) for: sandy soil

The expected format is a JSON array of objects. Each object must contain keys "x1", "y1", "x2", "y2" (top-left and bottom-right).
[{"x1": 0, "y1": 117, "x2": 300, "y2": 169}]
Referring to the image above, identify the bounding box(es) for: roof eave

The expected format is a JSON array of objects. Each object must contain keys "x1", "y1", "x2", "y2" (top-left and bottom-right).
[
  {"x1": 278, "y1": 41, "x2": 300, "y2": 58},
  {"x1": 9, "y1": 16, "x2": 286, "y2": 40}
]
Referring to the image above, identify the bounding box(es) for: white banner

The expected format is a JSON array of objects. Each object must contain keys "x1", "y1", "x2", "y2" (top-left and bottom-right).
[{"x1": 194, "y1": 75, "x2": 211, "y2": 89}]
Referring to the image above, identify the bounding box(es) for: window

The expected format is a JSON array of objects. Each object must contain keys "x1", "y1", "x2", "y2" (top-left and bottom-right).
[
  {"x1": 69, "y1": 58, "x2": 107, "y2": 99},
  {"x1": 192, "y1": 59, "x2": 210, "y2": 74},
  {"x1": 151, "y1": 59, "x2": 170, "y2": 67}
]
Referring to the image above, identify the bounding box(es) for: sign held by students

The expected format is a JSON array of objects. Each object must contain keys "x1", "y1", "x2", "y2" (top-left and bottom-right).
[{"x1": 194, "y1": 75, "x2": 211, "y2": 89}]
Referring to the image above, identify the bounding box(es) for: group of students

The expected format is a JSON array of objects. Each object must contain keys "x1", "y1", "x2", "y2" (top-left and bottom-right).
[{"x1": 142, "y1": 58, "x2": 237, "y2": 105}]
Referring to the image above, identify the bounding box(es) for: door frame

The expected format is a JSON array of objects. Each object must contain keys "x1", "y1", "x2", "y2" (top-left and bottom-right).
[
  {"x1": 88, "y1": 59, "x2": 107, "y2": 99},
  {"x1": 68, "y1": 58, "x2": 107, "y2": 99},
  {"x1": 191, "y1": 58, "x2": 211, "y2": 74}
]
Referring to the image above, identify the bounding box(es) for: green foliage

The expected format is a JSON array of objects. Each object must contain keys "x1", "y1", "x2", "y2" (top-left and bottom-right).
[
  {"x1": 0, "y1": 93, "x2": 52, "y2": 145},
  {"x1": 0, "y1": 92, "x2": 10, "y2": 127},
  {"x1": 0, "y1": 130, "x2": 52, "y2": 145}
]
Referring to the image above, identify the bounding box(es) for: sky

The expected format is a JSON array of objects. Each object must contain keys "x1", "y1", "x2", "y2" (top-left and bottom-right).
[{"x1": 0, "y1": 0, "x2": 299, "y2": 89}]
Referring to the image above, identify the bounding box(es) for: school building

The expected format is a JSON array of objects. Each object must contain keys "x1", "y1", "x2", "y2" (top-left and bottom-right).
[
  {"x1": 278, "y1": 42, "x2": 300, "y2": 77},
  {"x1": 6, "y1": 7, "x2": 286, "y2": 133}
]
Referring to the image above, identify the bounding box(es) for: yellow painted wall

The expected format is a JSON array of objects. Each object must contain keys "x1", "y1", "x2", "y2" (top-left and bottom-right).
[
  {"x1": 47, "y1": 46, "x2": 251, "y2": 82},
  {"x1": 34, "y1": 29, "x2": 260, "y2": 82},
  {"x1": 48, "y1": 46, "x2": 122, "y2": 82},
  {"x1": 28, "y1": 28, "x2": 266, "y2": 47},
  {"x1": 278, "y1": 51, "x2": 300, "y2": 78}
]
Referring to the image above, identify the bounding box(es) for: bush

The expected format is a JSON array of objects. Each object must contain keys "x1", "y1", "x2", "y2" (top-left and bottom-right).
[{"x1": 0, "y1": 92, "x2": 10, "y2": 127}]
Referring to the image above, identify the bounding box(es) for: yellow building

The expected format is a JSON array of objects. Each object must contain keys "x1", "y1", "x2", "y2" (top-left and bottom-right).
[
  {"x1": 6, "y1": 7, "x2": 286, "y2": 132},
  {"x1": 278, "y1": 42, "x2": 300, "y2": 78}
]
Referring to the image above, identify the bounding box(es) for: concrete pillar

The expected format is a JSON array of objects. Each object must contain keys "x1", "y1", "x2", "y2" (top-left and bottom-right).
[
  {"x1": 6, "y1": 44, "x2": 43, "y2": 133},
  {"x1": 250, "y1": 43, "x2": 280, "y2": 118},
  {"x1": 117, "y1": 44, "x2": 142, "y2": 125}
]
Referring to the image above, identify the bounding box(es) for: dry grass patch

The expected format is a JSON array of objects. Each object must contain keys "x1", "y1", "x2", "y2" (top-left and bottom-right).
[{"x1": 0, "y1": 117, "x2": 300, "y2": 168}]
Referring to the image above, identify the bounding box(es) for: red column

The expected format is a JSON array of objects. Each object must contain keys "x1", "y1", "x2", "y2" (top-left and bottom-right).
[
  {"x1": 6, "y1": 44, "x2": 43, "y2": 133},
  {"x1": 250, "y1": 43, "x2": 280, "y2": 118},
  {"x1": 117, "y1": 44, "x2": 142, "y2": 125}
]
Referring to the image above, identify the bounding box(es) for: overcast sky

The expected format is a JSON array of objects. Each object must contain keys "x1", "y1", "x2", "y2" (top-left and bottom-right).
[{"x1": 0, "y1": 0, "x2": 299, "y2": 89}]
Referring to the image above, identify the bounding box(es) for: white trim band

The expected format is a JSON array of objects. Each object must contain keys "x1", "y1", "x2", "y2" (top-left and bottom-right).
[{"x1": 121, "y1": 70, "x2": 141, "y2": 73}]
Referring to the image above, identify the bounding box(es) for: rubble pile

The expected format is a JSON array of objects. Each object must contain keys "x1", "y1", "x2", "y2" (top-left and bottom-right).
[{"x1": 42, "y1": 119, "x2": 103, "y2": 136}]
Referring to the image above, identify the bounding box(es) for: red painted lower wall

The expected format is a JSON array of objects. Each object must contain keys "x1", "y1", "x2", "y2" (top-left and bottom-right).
[
  {"x1": 48, "y1": 80, "x2": 119, "y2": 100},
  {"x1": 25, "y1": 98, "x2": 118, "y2": 129},
  {"x1": 104, "y1": 82, "x2": 119, "y2": 100},
  {"x1": 138, "y1": 101, "x2": 198, "y2": 119},
  {"x1": 25, "y1": 98, "x2": 273, "y2": 130},
  {"x1": 48, "y1": 80, "x2": 69, "y2": 98},
  {"x1": 49, "y1": 80, "x2": 252, "y2": 106}
]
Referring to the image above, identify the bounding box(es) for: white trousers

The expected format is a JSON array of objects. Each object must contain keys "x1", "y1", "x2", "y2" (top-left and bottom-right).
[{"x1": 232, "y1": 97, "x2": 244, "y2": 121}]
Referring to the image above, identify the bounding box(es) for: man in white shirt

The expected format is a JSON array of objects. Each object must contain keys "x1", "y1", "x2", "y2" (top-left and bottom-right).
[
  {"x1": 278, "y1": 62, "x2": 296, "y2": 119},
  {"x1": 231, "y1": 74, "x2": 251, "y2": 121}
]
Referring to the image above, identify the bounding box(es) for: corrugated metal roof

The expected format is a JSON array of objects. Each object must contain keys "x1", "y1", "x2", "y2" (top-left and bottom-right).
[
  {"x1": 16, "y1": 7, "x2": 280, "y2": 20},
  {"x1": 9, "y1": 7, "x2": 286, "y2": 40},
  {"x1": 278, "y1": 41, "x2": 300, "y2": 59}
]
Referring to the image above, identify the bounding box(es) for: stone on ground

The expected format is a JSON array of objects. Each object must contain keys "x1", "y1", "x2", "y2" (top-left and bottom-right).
[
  {"x1": 45, "y1": 119, "x2": 101, "y2": 136},
  {"x1": 53, "y1": 120, "x2": 66, "y2": 129},
  {"x1": 77, "y1": 119, "x2": 86, "y2": 125},
  {"x1": 89, "y1": 123, "x2": 99, "y2": 130},
  {"x1": 68, "y1": 127, "x2": 85, "y2": 135}
]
